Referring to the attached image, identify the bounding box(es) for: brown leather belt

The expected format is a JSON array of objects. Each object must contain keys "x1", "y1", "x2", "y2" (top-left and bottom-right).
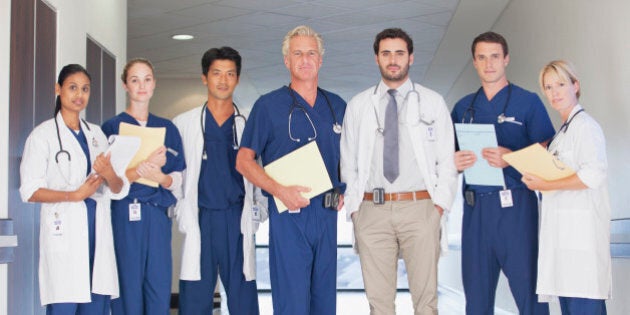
[{"x1": 363, "y1": 190, "x2": 430, "y2": 202}]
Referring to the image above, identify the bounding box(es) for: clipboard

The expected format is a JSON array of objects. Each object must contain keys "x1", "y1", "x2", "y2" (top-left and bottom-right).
[
  {"x1": 264, "y1": 141, "x2": 333, "y2": 212},
  {"x1": 454, "y1": 123, "x2": 505, "y2": 186}
]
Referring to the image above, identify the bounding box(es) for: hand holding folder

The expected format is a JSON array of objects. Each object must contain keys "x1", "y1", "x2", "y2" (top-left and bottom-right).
[
  {"x1": 119, "y1": 122, "x2": 166, "y2": 187},
  {"x1": 264, "y1": 141, "x2": 333, "y2": 212},
  {"x1": 502, "y1": 143, "x2": 575, "y2": 180}
]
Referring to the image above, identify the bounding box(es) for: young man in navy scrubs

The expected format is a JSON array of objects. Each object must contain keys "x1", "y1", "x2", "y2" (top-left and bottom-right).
[
  {"x1": 451, "y1": 31, "x2": 554, "y2": 315},
  {"x1": 173, "y1": 47, "x2": 260, "y2": 315}
]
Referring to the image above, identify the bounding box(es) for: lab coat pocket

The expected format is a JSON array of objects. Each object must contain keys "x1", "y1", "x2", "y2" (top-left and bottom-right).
[
  {"x1": 556, "y1": 208, "x2": 595, "y2": 251},
  {"x1": 42, "y1": 208, "x2": 70, "y2": 253}
]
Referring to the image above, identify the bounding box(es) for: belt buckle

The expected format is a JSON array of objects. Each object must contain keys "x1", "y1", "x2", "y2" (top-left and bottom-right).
[{"x1": 373, "y1": 188, "x2": 385, "y2": 205}]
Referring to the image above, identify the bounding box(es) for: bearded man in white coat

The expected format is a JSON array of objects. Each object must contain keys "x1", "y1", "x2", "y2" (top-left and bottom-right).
[
  {"x1": 340, "y1": 28, "x2": 458, "y2": 315},
  {"x1": 173, "y1": 47, "x2": 266, "y2": 315}
]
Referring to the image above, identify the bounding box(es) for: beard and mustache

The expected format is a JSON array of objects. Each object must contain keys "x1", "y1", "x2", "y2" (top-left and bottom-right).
[{"x1": 379, "y1": 62, "x2": 410, "y2": 82}]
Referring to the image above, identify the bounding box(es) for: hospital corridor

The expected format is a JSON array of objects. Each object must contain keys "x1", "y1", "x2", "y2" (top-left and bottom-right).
[{"x1": 2, "y1": 0, "x2": 630, "y2": 314}]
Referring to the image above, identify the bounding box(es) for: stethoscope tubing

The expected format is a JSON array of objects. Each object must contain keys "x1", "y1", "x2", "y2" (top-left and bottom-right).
[
  {"x1": 200, "y1": 102, "x2": 245, "y2": 159},
  {"x1": 287, "y1": 85, "x2": 341, "y2": 142},
  {"x1": 54, "y1": 114, "x2": 91, "y2": 163},
  {"x1": 372, "y1": 81, "x2": 433, "y2": 134},
  {"x1": 461, "y1": 83, "x2": 512, "y2": 124}
]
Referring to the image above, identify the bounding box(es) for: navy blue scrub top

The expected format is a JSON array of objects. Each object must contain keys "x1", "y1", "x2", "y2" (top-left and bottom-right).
[
  {"x1": 71, "y1": 127, "x2": 91, "y2": 176},
  {"x1": 101, "y1": 112, "x2": 186, "y2": 208},
  {"x1": 451, "y1": 84, "x2": 555, "y2": 193},
  {"x1": 240, "y1": 86, "x2": 347, "y2": 203},
  {"x1": 198, "y1": 108, "x2": 244, "y2": 209}
]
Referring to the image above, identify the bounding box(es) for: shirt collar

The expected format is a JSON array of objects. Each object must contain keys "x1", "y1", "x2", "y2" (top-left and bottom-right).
[{"x1": 376, "y1": 78, "x2": 413, "y2": 100}]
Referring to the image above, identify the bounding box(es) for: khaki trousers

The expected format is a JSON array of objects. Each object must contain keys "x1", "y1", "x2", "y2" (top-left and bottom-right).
[{"x1": 353, "y1": 199, "x2": 441, "y2": 315}]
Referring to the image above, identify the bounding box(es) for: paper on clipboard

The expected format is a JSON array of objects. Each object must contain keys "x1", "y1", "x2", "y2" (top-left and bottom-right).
[
  {"x1": 502, "y1": 143, "x2": 575, "y2": 180},
  {"x1": 119, "y1": 122, "x2": 166, "y2": 187},
  {"x1": 264, "y1": 141, "x2": 333, "y2": 213},
  {"x1": 104, "y1": 135, "x2": 141, "y2": 175},
  {"x1": 454, "y1": 123, "x2": 505, "y2": 186}
]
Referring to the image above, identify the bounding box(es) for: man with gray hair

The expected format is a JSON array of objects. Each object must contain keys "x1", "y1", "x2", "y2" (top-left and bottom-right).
[{"x1": 236, "y1": 25, "x2": 347, "y2": 314}]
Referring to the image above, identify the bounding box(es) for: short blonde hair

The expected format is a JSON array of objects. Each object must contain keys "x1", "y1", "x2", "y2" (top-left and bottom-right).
[
  {"x1": 539, "y1": 60, "x2": 580, "y2": 99},
  {"x1": 281, "y1": 25, "x2": 325, "y2": 57}
]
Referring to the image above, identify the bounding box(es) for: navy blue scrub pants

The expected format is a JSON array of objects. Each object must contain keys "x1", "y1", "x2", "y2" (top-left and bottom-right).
[
  {"x1": 559, "y1": 297, "x2": 607, "y2": 315},
  {"x1": 179, "y1": 204, "x2": 259, "y2": 315},
  {"x1": 47, "y1": 199, "x2": 110, "y2": 315},
  {"x1": 111, "y1": 201, "x2": 172, "y2": 315},
  {"x1": 269, "y1": 196, "x2": 337, "y2": 315},
  {"x1": 461, "y1": 188, "x2": 549, "y2": 315}
]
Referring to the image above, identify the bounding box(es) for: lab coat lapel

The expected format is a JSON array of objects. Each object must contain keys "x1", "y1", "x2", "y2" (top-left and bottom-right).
[{"x1": 55, "y1": 113, "x2": 88, "y2": 185}]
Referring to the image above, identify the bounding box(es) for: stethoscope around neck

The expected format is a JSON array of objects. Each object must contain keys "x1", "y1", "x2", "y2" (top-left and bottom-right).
[
  {"x1": 372, "y1": 82, "x2": 434, "y2": 134},
  {"x1": 548, "y1": 108, "x2": 584, "y2": 148},
  {"x1": 287, "y1": 85, "x2": 341, "y2": 143},
  {"x1": 200, "y1": 102, "x2": 246, "y2": 160},
  {"x1": 54, "y1": 114, "x2": 93, "y2": 163},
  {"x1": 461, "y1": 83, "x2": 521, "y2": 125}
]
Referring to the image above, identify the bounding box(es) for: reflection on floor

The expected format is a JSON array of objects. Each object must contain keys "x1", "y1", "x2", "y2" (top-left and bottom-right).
[
  {"x1": 260, "y1": 290, "x2": 514, "y2": 315},
  {"x1": 173, "y1": 288, "x2": 516, "y2": 315}
]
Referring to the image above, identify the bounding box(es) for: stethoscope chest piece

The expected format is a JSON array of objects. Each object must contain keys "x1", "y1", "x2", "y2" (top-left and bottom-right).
[{"x1": 333, "y1": 123, "x2": 342, "y2": 134}]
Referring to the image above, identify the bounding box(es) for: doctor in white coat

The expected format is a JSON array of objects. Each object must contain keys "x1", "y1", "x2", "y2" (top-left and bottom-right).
[
  {"x1": 173, "y1": 47, "x2": 267, "y2": 315},
  {"x1": 522, "y1": 60, "x2": 611, "y2": 315},
  {"x1": 20, "y1": 64, "x2": 128, "y2": 314},
  {"x1": 340, "y1": 28, "x2": 458, "y2": 315}
]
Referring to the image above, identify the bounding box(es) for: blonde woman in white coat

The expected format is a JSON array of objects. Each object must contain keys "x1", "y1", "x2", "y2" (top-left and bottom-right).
[
  {"x1": 20, "y1": 64, "x2": 129, "y2": 315},
  {"x1": 522, "y1": 60, "x2": 611, "y2": 315}
]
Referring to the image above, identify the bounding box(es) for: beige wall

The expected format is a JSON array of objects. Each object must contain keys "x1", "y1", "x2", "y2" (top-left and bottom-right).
[{"x1": 145, "y1": 78, "x2": 207, "y2": 119}]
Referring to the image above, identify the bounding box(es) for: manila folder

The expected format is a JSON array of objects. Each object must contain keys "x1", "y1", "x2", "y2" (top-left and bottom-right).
[
  {"x1": 502, "y1": 143, "x2": 575, "y2": 180},
  {"x1": 119, "y1": 122, "x2": 166, "y2": 187},
  {"x1": 264, "y1": 141, "x2": 333, "y2": 213}
]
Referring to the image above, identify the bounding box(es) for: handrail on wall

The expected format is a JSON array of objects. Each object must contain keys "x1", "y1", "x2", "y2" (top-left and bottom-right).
[{"x1": 0, "y1": 219, "x2": 17, "y2": 264}]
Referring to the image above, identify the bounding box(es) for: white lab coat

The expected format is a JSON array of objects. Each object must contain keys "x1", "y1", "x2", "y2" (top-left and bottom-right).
[
  {"x1": 20, "y1": 113, "x2": 129, "y2": 305},
  {"x1": 340, "y1": 81, "x2": 458, "y2": 253},
  {"x1": 537, "y1": 105, "x2": 612, "y2": 301},
  {"x1": 173, "y1": 105, "x2": 268, "y2": 281}
]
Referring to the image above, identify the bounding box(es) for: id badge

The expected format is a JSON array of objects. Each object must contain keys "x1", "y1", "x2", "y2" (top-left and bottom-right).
[
  {"x1": 426, "y1": 126, "x2": 436, "y2": 141},
  {"x1": 129, "y1": 199, "x2": 142, "y2": 221},
  {"x1": 52, "y1": 212, "x2": 63, "y2": 236},
  {"x1": 499, "y1": 189, "x2": 513, "y2": 208},
  {"x1": 252, "y1": 205, "x2": 261, "y2": 223}
]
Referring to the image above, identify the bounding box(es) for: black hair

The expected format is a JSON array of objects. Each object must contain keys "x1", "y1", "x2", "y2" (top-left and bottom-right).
[
  {"x1": 55, "y1": 64, "x2": 91, "y2": 116},
  {"x1": 471, "y1": 31, "x2": 509, "y2": 57},
  {"x1": 201, "y1": 46, "x2": 242, "y2": 76},
  {"x1": 373, "y1": 28, "x2": 414, "y2": 55}
]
